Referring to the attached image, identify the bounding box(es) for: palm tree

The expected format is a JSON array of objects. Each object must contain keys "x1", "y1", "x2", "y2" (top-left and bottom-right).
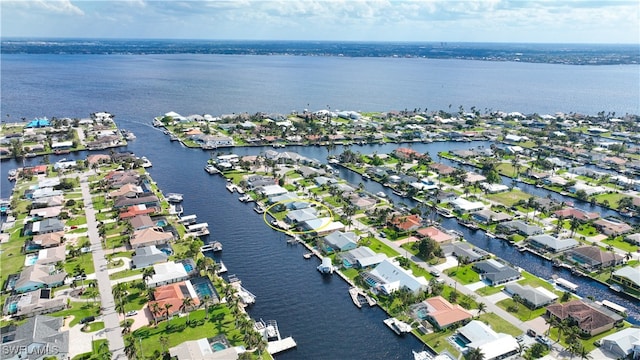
[
  {"x1": 124, "y1": 335, "x2": 138, "y2": 359},
  {"x1": 163, "y1": 303, "x2": 173, "y2": 325},
  {"x1": 142, "y1": 267, "x2": 155, "y2": 283},
  {"x1": 569, "y1": 217, "x2": 580, "y2": 238},
  {"x1": 97, "y1": 340, "x2": 112, "y2": 360},
  {"x1": 476, "y1": 302, "x2": 487, "y2": 317},
  {"x1": 202, "y1": 295, "x2": 211, "y2": 320},
  {"x1": 159, "y1": 335, "x2": 169, "y2": 355},
  {"x1": 121, "y1": 319, "x2": 132, "y2": 334},
  {"x1": 150, "y1": 302, "x2": 161, "y2": 326},
  {"x1": 466, "y1": 347, "x2": 485, "y2": 360},
  {"x1": 180, "y1": 297, "x2": 195, "y2": 325}
]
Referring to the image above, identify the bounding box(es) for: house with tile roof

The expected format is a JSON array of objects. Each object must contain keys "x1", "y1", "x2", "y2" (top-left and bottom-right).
[
  {"x1": 593, "y1": 218, "x2": 633, "y2": 236},
  {"x1": 554, "y1": 207, "x2": 600, "y2": 222},
  {"x1": 118, "y1": 204, "x2": 158, "y2": 220},
  {"x1": 546, "y1": 299, "x2": 623, "y2": 336},
  {"x1": 148, "y1": 280, "x2": 201, "y2": 320},
  {"x1": 568, "y1": 246, "x2": 623, "y2": 270},
  {"x1": 29, "y1": 206, "x2": 63, "y2": 219},
  {"x1": 416, "y1": 226, "x2": 453, "y2": 244},
  {"x1": 390, "y1": 214, "x2": 422, "y2": 232},
  {"x1": 129, "y1": 227, "x2": 173, "y2": 249},
  {"x1": 419, "y1": 296, "x2": 473, "y2": 330},
  {"x1": 27, "y1": 231, "x2": 64, "y2": 250},
  {"x1": 35, "y1": 246, "x2": 66, "y2": 265},
  {"x1": 129, "y1": 214, "x2": 155, "y2": 231}
]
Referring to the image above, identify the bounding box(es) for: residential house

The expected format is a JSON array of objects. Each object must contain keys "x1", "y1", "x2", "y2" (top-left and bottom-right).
[
  {"x1": 625, "y1": 233, "x2": 640, "y2": 245},
  {"x1": 600, "y1": 327, "x2": 640, "y2": 360},
  {"x1": 0, "y1": 315, "x2": 69, "y2": 360},
  {"x1": 129, "y1": 214, "x2": 155, "y2": 231},
  {"x1": 610, "y1": 266, "x2": 640, "y2": 292},
  {"x1": 29, "y1": 206, "x2": 63, "y2": 219},
  {"x1": 35, "y1": 246, "x2": 66, "y2": 265},
  {"x1": 418, "y1": 296, "x2": 473, "y2": 330},
  {"x1": 347, "y1": 193, "x2": 377, "y2": 210},
  {"x1": 441, "y1": 242, "x2": 489, "y2": 263},
  {"x1": 504, "y1": 283, "x2": 558, "y2": 309},
  {"x1": 465, "y1": 173, "x2": 486, "y2": 183},
  {"x1": 129, "y1": 227, "x2": 173, "y2": 249},
  {"x1": 568, "y1": 183, "x2": 607, "y2": 196},
  {"x1": 113, "y1": 194, "x2": 160, "y2": 210},
  {"x1": 390, "y1": 214, "x2": 422, "y2": 232},
  {"x1": 568, "y1": 246, "x2": 623, "y2": 270},
  {"x1": 455, "y1": 320, "x2": 520, "y2": 360},
  {"x1": 363, "y1": 258, "x2": 428, "y2": 295},
  {"x1": 430, "y1": 191, "x2": 457, "y2": 204},
  {"x1": 29, "y1": 188, "x2": 62, "y2": 200},
  {"x1": 323, "y1": 231, "x2": 358, "y2": 253},
  {"x1": 132, "y1": 245, "x2": 169, "y2": 269},
  {"x1": 108, "y1": 183, "x2": 143, "y2": 198},
  {"x1": 471, "y1": 209, "x2": 512, "y2": 224},
  {"x1": 593, "y1": 218, "x2": 633, "y2": 236},
  {"x1": 480, "y1": 183, "x2": 509, "y2": 193},
  {"x1": 24, "y1": 218, "x2": 65, "y2": 236},
  {"x1": 527, "y1": 234, "x2": 579, "y2": 253},
  {"x1": 342, "y1": 247, "x2": 387, "y2": 269},
  {"x1": 3, "y1": 289, "x2": 65, "y2": 318},
  {"x1": 13, "y1": 265, "x2": 66, "y2": 293},
  {"x1": 246, "y1": 175, "x2": 275, "y2": 189},
  {"x1": 28, "y1": 231, "x2": 64, "y2": 250},
  {"x1": 169, "y1": 338, "x2": 240, "y2": 360},
  {"x1": 32, "y1": 195, "x2": 65, "y2": 208},
  {"x1": 546, "y1": 300, "x2": 623, "y2": 337},
  {"x1": 449, "y1": 198, "x2": 485, "y2": 213},
  {"x1": 429, "y1": 163, "x2": 456, "y2": 176},
  {"x1": 259, "y1": 184, "x2": 288, "y2": 198},
  {"x1": 300, "y1": 218, "x2": 345, "y2": 237},
  {"x1": 554, "y1": 208, "x2": 600, "y2": 222},
  {"x1": 393, "y1": 147, "x2": 425, "y2": 160},
  {"x1": 472, "y1": 259, "x2": 520, "y2": 286},
  {"x1": 146, "y1": 261, "x2": 195, "y2": 288},
  {"x1": 148, "y1": 280, "x2": 200, "y2": 320},
  {"x1": 118, "y1": 204, "x2": 157, "y2": 220},
  {"x1": 497, "y1": 220, "x2": 543, "y2": 237},
  {"x1": 285, "y1": 208, "x2": 318, "y2": 224},
  {"x1": 416, "y1": 226, "x2": 453, "y2": 244}
]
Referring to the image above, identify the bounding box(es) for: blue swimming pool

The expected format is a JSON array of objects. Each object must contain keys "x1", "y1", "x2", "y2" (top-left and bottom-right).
[
  {"x1": 211, "y1": 342, "x2": 226, "y2": 352},
  {"x1": 416, "y1": 308, "x2": 428, "y2": 320},
  {"x1": 8, "y1": 302, "x2": 18, "y2": 313},
  {"x1": 25, "y1": 254, "x2": 38, "y2": 266},
  {"x1": 183, "y1": 263, "x2": 194, "y2": 272},
  {"x1": 191, "y1": 277, "x2": 216, "y2": 299},
  {"x1": 156, "y1": 220, "x2": 168, "y2": 227},
  {"x1": 159, "y1": 247, "x2": 172, "y2": 256},
  {"x1": 453, "y1": 336, "x2": 468, "y2": 348}
]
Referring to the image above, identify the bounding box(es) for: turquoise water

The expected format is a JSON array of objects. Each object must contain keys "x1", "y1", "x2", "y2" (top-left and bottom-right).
[
  {"x1": 193, "y1": 281, "x2": 214, "y2": 298},
  {"x1": 211, "y1": 342, "x2": 226, "y2": 352},
  {"x1": 454, "y1": 336, "x2": 468, "y2": 348},
  {"x1": 8, "y1": 302, "x2": 17, "y2": 313},
  {"x1": 342, "y1": 259, "x2": 353, "y2": 268},
  {"x1": 159, "y1": 247, "x2": 172, "y2": 256},
  {"x1": 183, "y1": 263, "x2": 193, "y2": 272},
  {"x1": 156, "y1": 220, "x2": 168, "y2": 227},
  {"x1": 25, "y1": 255, "x2": 38, "y2": 266},
  {"x1": 416, "y1": 309, "x2": 428, "y2": 320}
]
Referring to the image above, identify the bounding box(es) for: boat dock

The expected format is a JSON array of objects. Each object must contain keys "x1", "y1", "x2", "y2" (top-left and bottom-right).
[
  {"x1": 303, "y1": 252, "x2": 313, "y2": 259},
  {"x1": 383, "y1": 318, "x2": 412, "y2": 336},
  {"x1": 267, "y1": 337, "x2": 297, "y2": 355},
  {"x1": 255, "y1": 319, "x2": 297, "y2": 355},
  {"x1": 554, "y1": 277, "x2": 579, "y2": 292},
  {"x1": 187, "y1": 222, "x2": 210, "y2": 237},
  {"x1": 177, "y1": 214, "x2": 197, "y2": 225},
  {"x1": 228, "y1": 274, "x2": 256, "y2": 306},
  {"x1": 201, "y1": 241, "x2": 221, "y2": 252},
  {"x1": 216, "y1": 261, "x2": 227, "y2": 275},
  {"x1": 348, "y1": 286, "x2": 377, "y2": 308}
]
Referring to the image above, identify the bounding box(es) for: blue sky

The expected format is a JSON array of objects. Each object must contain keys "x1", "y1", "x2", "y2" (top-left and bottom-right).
[{"x1": 1, "y1": 1, "x2": 638, "y2": 43}]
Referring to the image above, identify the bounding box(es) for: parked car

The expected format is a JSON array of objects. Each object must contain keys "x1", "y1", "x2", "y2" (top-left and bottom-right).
[
  {"x1": 430, "y1": 269, "x2": 441, "y2": 277},
  {"x1": 527, "y1": 329, "x2": 537, "y2": 337},
  {"x1": 80, "y1": 316, "x2": 95, "y2": 324},
  {"x1": 126, "y1": 310, "x2": 138, "y2": 317}
]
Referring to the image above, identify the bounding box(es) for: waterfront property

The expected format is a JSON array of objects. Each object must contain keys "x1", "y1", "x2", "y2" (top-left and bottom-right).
[
  {"x1": 471, "y1": 209, "x2": 512, "y2": 225},
  {"x1": 449, "y1": 198, "x2": 485, "y2": 214},
  {"x1": 169, "y1": 336, "x2": 242, "y2": 360},
  {"x1": 323, "y1": 231, "x2": 358, "y2": 253},
  {"x1": 503, "y1": 283, "x2": 558, "y2": 309},
  {"x1": 567, "y1": 246, "x2": 624, "y2": 271},
  {"x1": 472, "y1": 259, "x2": 520, "y2": 286},
  {"x1": 146, "y1": 260, "x2": 196, "y2": 288},
  {"x1": 416, "y1": 296, "x2": 473, "y2": 330},
  {"x1": 610, "y1": 265, "x2": 640, "y2": 292},
  {"x1": 416, "y1": 226, "x2": 453, "y2": 244},
  {"x1": 454, "y1": 320, "x2": 519, "y2": 360},
  {"x1": 148, "y1": 280, "x2": 200, "y2": 320},
  {"x1": 497, "y1": 220, "x2": 544, "y2": 237},
  {"x1": 131, "y1": 245, "x2": 169, "y2": 269},
  {"x1": 341, "y1": 246, "x2": 387, "y2": 269},
  {"x1": 526, "y1": 234, "x2": 579, "y2": 253},
  {"x1": 129, "y1": 227, "x2": 174, "y2": 249},
  {"x1": 441, "y1": 242, "x2": 489, "y2": 263},
  {"x1": 546, "y1": 299, "x2": 624, "y2": 337},
  {"x1": 3, "y1": 288, "x2": 65, "y2": 317},
  {"x1": 362, "y1": 258, "x2": 429, "y2": 295},
  {"x1": 593, "y1": 218, "x2": 634, "y2": 236}
]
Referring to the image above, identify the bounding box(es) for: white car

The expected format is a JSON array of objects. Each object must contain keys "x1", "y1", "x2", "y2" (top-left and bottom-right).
[{"x1": 126, "y1": 310, "x2": 138, "y2": 317}]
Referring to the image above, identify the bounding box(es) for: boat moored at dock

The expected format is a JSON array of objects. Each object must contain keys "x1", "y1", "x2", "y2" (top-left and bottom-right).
[
  {"x1": 554, "y1": 277, "x2": 579, "y2": 292},
  {"x1": 204, "y1": 164, "x2": 220, "y2": 174},
  {"x1": 254, "y1": 319, "x2": 297, "y2": 355},
  {"x1": 228, "y1": 274, "x2": 256, "y2": 306},
  {"x1": 317, "y1": 257, "x2": 334, "y2": 274},
  {"x1": 166, "y1": 193, "x2": 183, "y2": 203},
  {"x1": 383, "y1": 317, "x2": 412, "y2": 336}
]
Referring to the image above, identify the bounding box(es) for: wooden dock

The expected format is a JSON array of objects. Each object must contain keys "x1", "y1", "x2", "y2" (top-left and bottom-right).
[
  {"x1": 348, "y1": 286, "x2": 376, "y2": 308},
  {"x1": 267, "y1": 337, "x2": 297, "y2": 354}
]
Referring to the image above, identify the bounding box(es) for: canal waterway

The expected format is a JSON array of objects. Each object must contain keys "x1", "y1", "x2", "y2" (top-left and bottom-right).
[{"x1": 2, "y1": 134, "x2": 639, "y2": 332}]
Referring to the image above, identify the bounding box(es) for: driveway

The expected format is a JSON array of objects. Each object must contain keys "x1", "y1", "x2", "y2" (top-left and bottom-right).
[
  {"x1": 465, "y1": 281, "x2": 487, "y2": 291},
  {"x1": 433, "y1": 256, "x2": 458, "y2": 271},
  {"x1": 485, "y1": 291, "x2": 510, "y2": 304},
  {"x1": 64, "y1": 317, "x2": 107, "y2": 358}
]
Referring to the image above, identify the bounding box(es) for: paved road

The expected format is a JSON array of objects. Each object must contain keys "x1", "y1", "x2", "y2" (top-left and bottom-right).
[{"x1": 80, "y1": 172, "x2": 127, "y2": 359}]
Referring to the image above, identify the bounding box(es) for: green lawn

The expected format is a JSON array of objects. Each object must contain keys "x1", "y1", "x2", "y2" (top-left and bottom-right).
[
  {"x1": 593, "y1": 192, "x2": 626, "y2": 209},
  {"x1": 476, "y1": 285, "x2": 504, "y2": 296},
  {"x1": 82, "y1": 321, "x2": 105, "y2": 332},
  {"x1": 50, "y1": 302, "x2": 101, "y2": 327},
  {"x1": 109, "y1": 268, "x2": 143, "y2": 280},
  {"x1": 71, "y1": 339, "x2": 109, "y2": 360},
  {"x1": 64, "y1": 252, "x2": 95, "y2": 276},
  {"x1": 362, "y1": 237, "x2": 400, "y2": 257},
  {"x1": 477, "y1": 312, "x2": 523, "y2": 336},
  {"x1": 518, "y1": 271, "x2": 556, "y2": 292},
  {"x1": 414, "y1": 327, "x2": 460, "y2": 359},
  {"x1": 549, "y1": 322, "x2": 631, "y2": 352},
  {"x1": 445, "y1": 264, "x2": 480, "y2": 284},
  {"x1": 601, "y1": 237, "x2": 639, "y2": 253},
  {"x1": 486, "y1": 189, "x2": 532, "y2": 207},
  {"x1": 342, "y1": 268, "x2": 359, "y2": 280},
  {"x1": 67, "y1": 216, "x2": 88, "y2": 226},
  {"x1": 496, "y1": 298, "x2": 547, "y2": 321}
]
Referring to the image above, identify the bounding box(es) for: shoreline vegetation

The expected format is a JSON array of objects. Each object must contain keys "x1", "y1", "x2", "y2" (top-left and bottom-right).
[
  {"x1": 2, "y1": 39, "x2": 639, "y2": 65},
  {"x1": 1, "y1": 106, "x2": 639, "y2": 359}
]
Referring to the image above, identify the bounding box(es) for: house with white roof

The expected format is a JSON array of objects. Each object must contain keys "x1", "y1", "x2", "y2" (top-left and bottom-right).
[
  {"x1": 260, "y1": 185, "x2": 289, "y2": 198},
  {"x1": 342, "y1": 246, "x2": 387, "y2": 269},
  {"x1": 527, "y1": 234, "x2": 579, "y2": 253},
  {"x1": 600, "y1": 327, "x2": 640, "y2": 360},
  {"x1": 285, "y1": 208, "x2": 318, "y2": 224},
  {"x1": 455, "y1": 320, "x2": 519, "y2": 360},
  {"x1": 132, "y1": 245, "x2": 169, "y2": 269},
  {"x1": 480, "y1": 183, "x2": 509, "y2": 194},
  {"x1": 363, "y1": 258, "x2": 428, "y2": 295},
  {"x1": 611, "y1": 266, "x2": 640, "y2": 292},
  {"x1": 450, "y1": 198, "x2": 485, "y2": 213},
  {"x1": 147, "y1": 261, "x2": 190, "y2": 288},
  {"x1": 300, "y1": 217, "x2": 345, "y2": 236},
  {"x1": 504, "y1": 283, "x2": 558, "y2": 309}
]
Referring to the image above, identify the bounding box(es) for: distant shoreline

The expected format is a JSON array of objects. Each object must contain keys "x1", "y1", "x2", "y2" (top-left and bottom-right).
[{"x1": 2, "y1": 39, "x2": 638, "y2": 66}]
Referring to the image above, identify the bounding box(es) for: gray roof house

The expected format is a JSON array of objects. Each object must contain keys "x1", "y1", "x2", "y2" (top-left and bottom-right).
[
  {"x1": 472, "y1": 209, "x2": 512, "y2": 224},
  {"x1": 527, "y1": 234, "x2": 579, "y2": 253},
  {"x1": 14, "y1": 265, "x2": 67, "y2": 294},
  {"x1": 568, "y1": 246, "x2": 623, "y2": 270},
  {"x1": 0, "y1": 315, "x2": 69, "y2": 360},
  {"x1": 132, "y1": 245, "x2": 169, "y2": 269},
  {"x1": 600, "y1": 327, "x2": 640, "y2": 360},
  {"x1": 498, "y1": 220, "x2": 544, "y2": 236},
  {"x1": 440, "y1": 242, "x2": 490, "y2": 263},
  {"x1": 611, "y1": 266, "x2": 640, "y2": 292},
  {"x1": 342, "y1": 246, "x2": 387, "y2": 269},
  {"x1": 285, "y1": 208, "x2": 318, "y2": 224},
  {"x1": 323, "y1": 231, "x2": 358, "y2": 253},
  {"x1": 24, "y1": 218, "x2": 65, "y2": 236},
  {"x1": 504, "y1": 283, "x2": 558, "y2": 309},
  {"x1": 473, "y1": 259, "x2": 520, "y2": 286},
  {"x1": 3, "y1": 289, "x2": 65, "y2": 318}
]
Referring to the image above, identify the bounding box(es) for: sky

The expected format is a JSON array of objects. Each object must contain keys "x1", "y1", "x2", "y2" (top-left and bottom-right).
[{"x1": 1, "y1": 0, "x2": 639, "y2": 44}]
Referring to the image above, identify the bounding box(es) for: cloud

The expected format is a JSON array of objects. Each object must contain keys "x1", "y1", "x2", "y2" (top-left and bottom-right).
[{"x1": 5, "y1": 0, "x2": 85, "y2": 16}]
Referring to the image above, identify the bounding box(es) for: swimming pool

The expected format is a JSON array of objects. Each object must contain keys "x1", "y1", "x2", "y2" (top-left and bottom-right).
[
  {"x1": 24, "y1": 254, "x2": 38, "y2": 266},
  {"x1": 453, "y1": 336, "x2": 468, "y2": 349},
  {"x1": 416, "y1": 308, "x2": 429, "y2": 320},
  {"x1": 8, "y1": 302, "x2": 18, "y2": 314},
  {"x1": 191, "y1": 277, "x2": 216, "y2": 299},
  {"x1": 159, "y1": 247, "x2": 172, "y2": 256},
  {"x1": 211, "y1": 342, "x2": 227, "y2": 352},
  {"x1": 156, "y1": 220, "x2": 168, "y2": 227},
  {"x1": 183, "y1": 263, "x2": 194, "y2": 272}
]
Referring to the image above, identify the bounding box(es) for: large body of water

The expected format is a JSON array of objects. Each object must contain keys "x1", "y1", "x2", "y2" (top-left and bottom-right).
[{"x1": 2, "y1": 54, "x2": 639, "y2": 358}]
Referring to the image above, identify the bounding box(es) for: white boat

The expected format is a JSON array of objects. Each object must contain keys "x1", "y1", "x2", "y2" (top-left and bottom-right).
[
  {"x1": 139, "y1": 156, "x2": 152, "y2": 168},
  {"x1": 228, "y1": 275, "x2": 256, "y2": 306},
  {"x1": 226, "y1": 184, "x2": 236, "y2": 193},
  {"x1": 436, "y1": 207, "x2": 454, "y2": 218},
  {"x1": 609, "y1": 284, "x2": 623, "y2": 293},
  {"x1": 126, "y1": 132, "x2": 136, "y2": 140},
  {"x1": 212, "y1": 241, "x2": 222, "y2": 252},
  {"x1": 376, "y1": 191, "x2": 387, "y2": 198},
  {"x1": 413, "y1": 350, "x2": 431, "y2": 360},
  {"x1": 486, "y1": 232, "x2": 496, "y2": 238},
  {"x1": 204, "y1": 164, "x2": 219, "y2": 174},
  {"x1": 239, "y1": 194, "x2": 253, "y2": 202},
  {"x1": 255, "y1": 319, "x2": 297, "y2": 355},
  {"x1": 555, "y1": 277, "x2": 579, "y2": 292},
  {"x1": 166, "y1": 193, "x2": 183, "y2": 203},
  {"x1": 317, "y1": 257, "x2": 334, "y2": 274},
  {"x1": 253, "y1": 205, "x2": 265, "y2": 214},
  {"x1": 216, "y1": 261, "x2": 227, "y2": 275},
  {"x1": 383, "y1": 317, "x2": 412, "y2": 335}
]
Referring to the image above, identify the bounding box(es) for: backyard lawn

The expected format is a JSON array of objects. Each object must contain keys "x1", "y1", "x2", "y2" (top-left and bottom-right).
[
  {"x1": 445, "y1": 264, "x2": 480, "y2": 284},
  {"x1": 486, "y1": 189, "x2": 532, "y2": 207},
  {"x1": 496, "y1": 298, "x2": 547, "y2": 321},
  {"x1": 363, "y1": 237, "x2": 400, "y2": 258}
]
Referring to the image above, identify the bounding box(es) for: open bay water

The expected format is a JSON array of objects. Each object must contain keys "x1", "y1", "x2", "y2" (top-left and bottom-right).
[{"x1": 2, "y1": 53, "x2": 640, "y2": 357}]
